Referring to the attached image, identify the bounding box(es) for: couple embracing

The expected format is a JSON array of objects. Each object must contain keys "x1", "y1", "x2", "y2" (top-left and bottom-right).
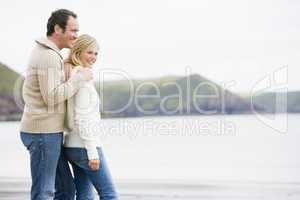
[{"x1": 20, "y1": 9, "x2": 118, "y2": 200}]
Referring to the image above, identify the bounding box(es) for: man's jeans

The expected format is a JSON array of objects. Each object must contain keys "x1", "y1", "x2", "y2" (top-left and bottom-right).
[
  {"x1": 20, "y1": 132, "x2": 75, "y2": 200},
  {"x1": 64, "y1": 147, "x2": 118, "y2": 200}
]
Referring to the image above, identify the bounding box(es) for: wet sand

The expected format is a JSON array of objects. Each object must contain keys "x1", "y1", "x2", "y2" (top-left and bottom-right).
[{"x1": 1, "y1": 178, "x2": 300, "y2": 200}]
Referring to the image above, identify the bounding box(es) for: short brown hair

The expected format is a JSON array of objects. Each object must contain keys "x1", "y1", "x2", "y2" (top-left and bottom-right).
[{"x1": 47, "y1": 9, "x2": 77, "y2": 36}]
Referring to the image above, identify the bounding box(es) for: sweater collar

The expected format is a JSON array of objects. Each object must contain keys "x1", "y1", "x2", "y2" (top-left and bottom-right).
[{"x1": 35, "y1": 38, "x2": 63, "y2": 59}]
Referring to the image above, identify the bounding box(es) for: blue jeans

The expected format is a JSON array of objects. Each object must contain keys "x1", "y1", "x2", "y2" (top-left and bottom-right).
[
  {"x1": 64, "y1": 147, "x2": 118, "y2": 200},
  {"x1": 20, "y1": 132, "x2": 75, "y2": 200}
]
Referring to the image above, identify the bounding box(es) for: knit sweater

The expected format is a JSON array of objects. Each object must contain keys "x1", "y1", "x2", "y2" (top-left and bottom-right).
[
  {"x1": 20, "y1": 38, "x2": 85, "y2": 133},
  {"x1": 64, "y1": 67, "x2": 102, "y2": 160}
]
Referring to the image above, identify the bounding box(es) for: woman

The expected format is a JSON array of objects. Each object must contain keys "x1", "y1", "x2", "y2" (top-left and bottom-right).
[{"x1": 63, "y1": 34, "x2": 118, "y2": 200}]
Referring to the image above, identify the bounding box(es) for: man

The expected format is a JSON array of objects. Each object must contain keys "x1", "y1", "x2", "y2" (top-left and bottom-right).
[{"x1": 20, "y1": 9, "x2": 92, "y2": 199}]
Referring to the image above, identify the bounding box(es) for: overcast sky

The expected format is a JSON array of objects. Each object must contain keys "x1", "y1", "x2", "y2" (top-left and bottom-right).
[{"x1": 0, "y1": 0, "x2": 292, "y2": 93}]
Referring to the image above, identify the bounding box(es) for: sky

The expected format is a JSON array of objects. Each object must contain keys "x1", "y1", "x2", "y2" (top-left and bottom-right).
[{"x1": 0, "y1": 0, "x2": 292, "y2": 93}]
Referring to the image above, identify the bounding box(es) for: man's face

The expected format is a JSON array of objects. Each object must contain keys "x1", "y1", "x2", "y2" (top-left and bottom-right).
[{"x1": 60, "y1": 16, "x2": 79, "y2": 49}]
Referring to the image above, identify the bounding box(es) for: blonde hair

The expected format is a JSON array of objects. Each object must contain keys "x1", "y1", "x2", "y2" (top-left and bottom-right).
[{"x1": 66, "y1": 34, "x2": 99, "y2": 68}]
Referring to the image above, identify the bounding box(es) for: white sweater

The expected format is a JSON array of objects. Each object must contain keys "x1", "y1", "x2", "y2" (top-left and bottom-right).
[{"x1": 64, "y1": 67, "x2": 102, "y2": 160}]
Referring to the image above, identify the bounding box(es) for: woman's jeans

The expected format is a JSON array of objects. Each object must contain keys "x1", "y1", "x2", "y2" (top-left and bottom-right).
[
  {"x1": 20, "y1": 132, "x2": 75, "y2": 200},
  {"x1": 64, "y1": 147, "x2": 118, "y2": 200}
]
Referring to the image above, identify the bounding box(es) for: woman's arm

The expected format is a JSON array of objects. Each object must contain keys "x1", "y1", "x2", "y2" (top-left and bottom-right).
[{"x1": 74, "y1": 82, "x2": 99, "y2": 160}]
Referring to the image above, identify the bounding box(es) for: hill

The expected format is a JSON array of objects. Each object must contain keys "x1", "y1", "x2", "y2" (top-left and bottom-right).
[
  {"x1": 96, "y1": 74, "x2": 261, "y2": 118},
  {"x1": 0, "y1": 63, "x2": 24, "y2": 120},
  {"x1": 0, "y1": 62, "x2": 298, "y2": 120}
]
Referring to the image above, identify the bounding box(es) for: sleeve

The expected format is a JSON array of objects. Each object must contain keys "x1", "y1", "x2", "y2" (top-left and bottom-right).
[
  {"x1": 37, "y1": 54, "x2": 86, "y2": 106},
  {"x1": 74, "y1": 83, "x2": 99, "y2": 160}
]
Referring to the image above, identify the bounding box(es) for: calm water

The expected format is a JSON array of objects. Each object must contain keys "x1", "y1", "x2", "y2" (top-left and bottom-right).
[{"x1": 1, "y1": 114, "x2": 300, "y2": 199}]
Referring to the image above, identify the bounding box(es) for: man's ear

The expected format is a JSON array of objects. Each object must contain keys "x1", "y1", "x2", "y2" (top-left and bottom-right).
[{"x1": 54, "y1": 24, "x2": 62, "y2": 35}]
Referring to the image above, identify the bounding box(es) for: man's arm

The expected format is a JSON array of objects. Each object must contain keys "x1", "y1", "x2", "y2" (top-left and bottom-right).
[{"x1": 37, "y1": 54, "x2": 92, "y2": 106}]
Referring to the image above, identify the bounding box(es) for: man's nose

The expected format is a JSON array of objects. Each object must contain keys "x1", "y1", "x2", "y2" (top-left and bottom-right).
[{"x1": 73, "y1": 33, "x2": 78, "y2": 39}]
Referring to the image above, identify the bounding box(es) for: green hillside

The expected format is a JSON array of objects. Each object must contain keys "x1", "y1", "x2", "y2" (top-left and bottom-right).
[
  {"x1": 0, "y1": 62, "x2": 23, "y2": 94},
  {"x1": 0, "y1": 63, "x2": 24, "y2": 120},
  {"x1": 96, "y1": 74, "x2": 257, "y2": 118},
  {"x1": 252, "y1": 91, "x2": 300, "y2": 113},
  {"x1": 0, "y1": 61, "x2": 299, "y2": 121}
]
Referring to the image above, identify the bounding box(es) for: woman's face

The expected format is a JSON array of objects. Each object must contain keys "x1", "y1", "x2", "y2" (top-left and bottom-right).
[{"x1": 79, "y1": 46, "x2": 98, "y2": 68}]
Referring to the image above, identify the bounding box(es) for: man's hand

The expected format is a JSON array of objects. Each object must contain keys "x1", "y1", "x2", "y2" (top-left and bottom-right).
[
  {"x1": 88, "y1": 159, "x2": 100, "y2": 171},
  {"x1": 78, "y1": 67, "x2": 93, "y2": 81}
]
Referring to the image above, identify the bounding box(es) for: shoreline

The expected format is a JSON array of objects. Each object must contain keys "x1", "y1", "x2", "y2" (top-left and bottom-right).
[
  {"x1": 1, "y1": 112, "x2": 299, "y2": 122},
  {"x1": 1, "y1": 177, "x2": 300, "y2": 199}
]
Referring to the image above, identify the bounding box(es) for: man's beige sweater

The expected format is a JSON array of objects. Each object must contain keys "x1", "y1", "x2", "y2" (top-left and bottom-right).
[{"x1": 20, "y1": 38, "x2": 85, "y2": 133}]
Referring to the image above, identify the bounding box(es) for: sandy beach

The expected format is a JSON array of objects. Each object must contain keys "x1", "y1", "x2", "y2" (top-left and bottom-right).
[
  {"x1": 2, "y1": 115, "x2": 300, "y2": 200},
  {"x1": 1, "y1": 177, "x2": 300, "y2": 200}
]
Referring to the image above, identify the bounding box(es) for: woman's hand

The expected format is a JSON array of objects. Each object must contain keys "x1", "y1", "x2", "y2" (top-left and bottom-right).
[{"x1": 88, "y1": 159, "x2": 100, "y2": 171}]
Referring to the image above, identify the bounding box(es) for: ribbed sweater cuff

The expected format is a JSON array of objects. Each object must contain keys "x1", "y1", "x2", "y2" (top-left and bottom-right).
[{"x1": 84, "y1": 141, "x2": 99, "y2": 160}]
